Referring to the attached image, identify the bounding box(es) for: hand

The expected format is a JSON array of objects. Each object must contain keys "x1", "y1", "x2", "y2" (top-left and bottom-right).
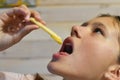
[{"x1": 0, "y1": 5, "x2": 45, "y2": 51}]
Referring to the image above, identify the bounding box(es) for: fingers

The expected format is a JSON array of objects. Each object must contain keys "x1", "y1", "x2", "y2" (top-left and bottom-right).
[
  {"x1": 16, "y1": 9, "x2": 46, "y2": 39},
  {"x1": 0, "y1": 5, "x2": 29, "y2": 28},
  {"x1": 30, "y1": 10, "x2": 46, "y2": 25},
  {"x1": 0, "y1": 13, "x2": 10, "y2": 24},
  {"x1": 5, "y1": 4, "x2": 45, "y2": 25},
  {"x1": 1, "y1": 5, "x2": 46, "y2": 40},
  {"x1": 6, "y1": 5, "x2": 30, "y2": 21},
  {"x1": 15, "y1": 24, "x2": 38, "y2": 41},
  {"x1": 19, "y1": 5, "x2": 31, "y2": 20}
]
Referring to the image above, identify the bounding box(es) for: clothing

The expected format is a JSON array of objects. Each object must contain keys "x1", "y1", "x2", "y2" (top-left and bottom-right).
[{"x1": 0, "y1": 72, "x2": 44, "y2": 80}]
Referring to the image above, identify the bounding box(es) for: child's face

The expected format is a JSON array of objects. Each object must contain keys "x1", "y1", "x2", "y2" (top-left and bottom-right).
[{"x1": 47, "y1": 17, "x2": 119, "y2": 80}]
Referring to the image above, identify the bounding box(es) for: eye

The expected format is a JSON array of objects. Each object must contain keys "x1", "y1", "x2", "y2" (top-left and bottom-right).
[{"x1": 93, "y1": 28, "x2": 104, "y2": 35}]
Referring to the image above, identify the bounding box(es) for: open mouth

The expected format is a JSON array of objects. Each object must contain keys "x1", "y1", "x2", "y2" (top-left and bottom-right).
[
  {"x1": 63, "y1": 43, "x2": 73, "y2": 54},
  {"x1": 60, "y1": 38, "x2": 73, "y2": 54}
]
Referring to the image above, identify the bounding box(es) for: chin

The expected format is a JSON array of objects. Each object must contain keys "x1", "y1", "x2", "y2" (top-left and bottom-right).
[
  {"x1": 47, "y1": 62, "x2": 81, "y2": 80},
  {"x1": 47, "y1": 61, "x2": 59, "y2": 74},
  {"x1": 47, "y1": 61, "x2": 66, "y2": 77}
]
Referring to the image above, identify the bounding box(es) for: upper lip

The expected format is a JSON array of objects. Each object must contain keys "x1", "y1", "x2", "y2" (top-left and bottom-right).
[{"x1": 59, "y1": 37, "x2": 74, "y2": 54}]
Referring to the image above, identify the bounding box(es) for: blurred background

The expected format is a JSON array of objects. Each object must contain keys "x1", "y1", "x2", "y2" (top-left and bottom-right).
[{"x1": 0, "y1": 0, "x2": 120, "y2": 80}]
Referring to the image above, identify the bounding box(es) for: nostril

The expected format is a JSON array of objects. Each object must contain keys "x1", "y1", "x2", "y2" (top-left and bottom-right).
[
  {"x1": 71, "y1": 26, "x2": 81, "y2": 38},
  {"x1": 74, "y1": 30, "x2": 78, "y2": 36}
]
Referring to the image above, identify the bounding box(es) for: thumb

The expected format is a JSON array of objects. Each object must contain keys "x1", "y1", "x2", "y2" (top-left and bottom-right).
[{"x1": 16, "y1": 25, "x2": 39, "y2": 40}]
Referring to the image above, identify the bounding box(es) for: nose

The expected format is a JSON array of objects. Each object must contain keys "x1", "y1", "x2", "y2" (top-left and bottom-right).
[{"x1": 71, "y1": 25, "x2": 81, "y2": 38}]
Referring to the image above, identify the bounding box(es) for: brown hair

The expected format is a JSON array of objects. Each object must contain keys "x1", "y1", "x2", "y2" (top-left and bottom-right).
[{"x1": 98, "y1": 14, "x2": 120, "y2": 64}]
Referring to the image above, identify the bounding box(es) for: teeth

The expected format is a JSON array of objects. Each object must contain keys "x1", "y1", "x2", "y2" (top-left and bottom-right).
[{"x1": 66, "y1": 43, "x2": 72, "y2": 45}]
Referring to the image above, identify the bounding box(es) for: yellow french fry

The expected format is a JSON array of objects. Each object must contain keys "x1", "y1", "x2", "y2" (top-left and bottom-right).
[{"x1": 30, "y1": 18, "x2": 63, "y2": 44}]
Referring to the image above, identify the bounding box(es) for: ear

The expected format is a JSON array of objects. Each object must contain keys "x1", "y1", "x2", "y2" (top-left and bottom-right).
[{"x1": 103, "y1": 65, "x2": 120, "y2": 80}]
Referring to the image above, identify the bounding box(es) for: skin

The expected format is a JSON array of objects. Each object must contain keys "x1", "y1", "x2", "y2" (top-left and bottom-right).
[
  {"x1": 47, "y1": 17, "x2": 120, "y2": 80},
  {"x1": 0, "y1": 5, "x2": 45, "y2": 51}
]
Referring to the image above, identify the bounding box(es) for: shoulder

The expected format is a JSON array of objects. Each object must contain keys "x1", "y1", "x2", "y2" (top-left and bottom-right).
[
  {"x1": 34, "y1": 73, "x2": 44, "y2": 80},
  {"x1": 0, "y1": 72, "x2": 44, "y2": 80}
]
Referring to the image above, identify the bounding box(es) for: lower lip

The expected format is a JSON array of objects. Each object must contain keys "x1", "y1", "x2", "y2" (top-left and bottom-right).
[{"x1": 52, "y1": 52, "x2": 69, "y2": 60}]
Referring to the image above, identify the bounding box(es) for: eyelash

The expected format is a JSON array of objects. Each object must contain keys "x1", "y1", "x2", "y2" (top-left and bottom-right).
[{"x1": 93, "y1": 28, "x2": 104, "y2": 35}]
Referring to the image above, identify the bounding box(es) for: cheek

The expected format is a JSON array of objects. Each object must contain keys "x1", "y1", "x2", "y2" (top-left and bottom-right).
[
  {"x1": 75, "y1": 40, "x2": 117, "y2": 74},
  {"x1": 85, "y1": 40, "x2": 116, "y2": 64}
]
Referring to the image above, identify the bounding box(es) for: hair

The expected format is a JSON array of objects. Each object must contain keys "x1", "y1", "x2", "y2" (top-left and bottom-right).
[{"x1": 97, "y1": 14, "x2": 120, "y2": 64}]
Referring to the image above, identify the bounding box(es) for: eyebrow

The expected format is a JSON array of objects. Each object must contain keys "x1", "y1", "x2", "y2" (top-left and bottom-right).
[
  {"x1": 81, "y1": 22, "x2": 88, "y2": 26},
  {"x1": 92, "y1": 22, "x2": 106, "y2": 29},
  {"x1": 81, "y1": 21, "x2": 107, "y2": 30},
  {"x1": 92, "y1": 22, "x2": 104, "y2": 26}
]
